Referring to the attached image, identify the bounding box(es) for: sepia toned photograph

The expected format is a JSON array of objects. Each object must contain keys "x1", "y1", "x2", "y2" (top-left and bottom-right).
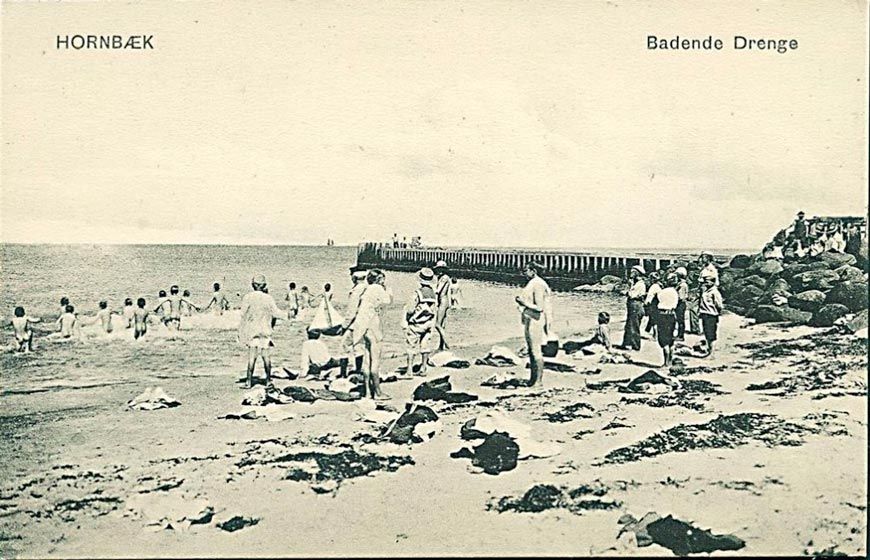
[{"x1": 1, "y1": 0, "x2": 868, "y2": 557}]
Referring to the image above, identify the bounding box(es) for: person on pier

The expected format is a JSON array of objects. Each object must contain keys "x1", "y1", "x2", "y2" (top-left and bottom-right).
[
  {"x1": 515, "y1": 261, "x2": 550, "y2": 387},
  {"x1": 433, "y1": 260, "x2": 453, "y2": 351},
  {"x1": 619, "y1": 265, "x2": 646, "y2": 351}
]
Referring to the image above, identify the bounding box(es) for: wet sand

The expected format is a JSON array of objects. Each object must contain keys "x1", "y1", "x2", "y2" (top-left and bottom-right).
[{"x1": 0, "y1": 313, "x2": 866, "y2": 557}]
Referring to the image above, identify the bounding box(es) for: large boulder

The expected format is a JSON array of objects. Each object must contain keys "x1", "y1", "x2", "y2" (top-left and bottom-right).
[
  {"x1": 752, "y1": 305, "x2": 812, "y2": 325},
  {"x1": 790, "y1": 269, "x2": 841, "y2": 292},
  {"x1": 598, "y1": 274, "x2": 622, "y2": 285},
  {"x1": 788, "y1": 290, "x2": 827, "y2": 313},
  {"x1": 719, "y1": 268, "x2": 747, "y2": 294},
  {"x1": 729, "y1": 283, "x2": 765, "y2": 309},
  {"x1": 810, "y1": 304, "x2": 851, "y2": 327},
  {"x1": 819, "y1": 251, "x2": 857, "y2": 269},
  {"x1": 729, "y1": 254, "x2": 753, "y2": 269},
  {"x1": 835, "y1": 265, "x2": 867, "y2": 283},
  {"x1": 824, "y1": 281, "x2": 869, "y2": 313},
  {"x1": 844, "y1": 309, "x2": 869, "y2": 334},
  {"x1": 747, "y1": 259, "x2": 784, "y2": 278},
  {"x1": 740, "y1": 275, "x2": 767, "y2": 289},
  {"x1": 857, "y1": 239, "x2": 869, "y2": 271},
  {"x1": 757, "y1": 278, "x2": 792, "y2": 306},
  {"x1": 781, "y1": 261, "x2": 829, "y2": 280}
]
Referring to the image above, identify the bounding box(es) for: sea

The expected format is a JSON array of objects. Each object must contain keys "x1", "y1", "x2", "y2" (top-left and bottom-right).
[{"x1": 0, "y1": 244, "x2": 700, "y2": 395}]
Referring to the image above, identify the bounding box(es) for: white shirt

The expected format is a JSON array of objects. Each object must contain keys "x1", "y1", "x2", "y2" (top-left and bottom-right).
[
  {"x1": 657, "y1": 287, "x2": 679, "y2": 310},
  {"x1": 352, "y1": 283, "x2": 393, "y2": 342},
  {"x1": 301, "y1": 338, "x2": 331, "y2": 371},
  {"x1": 519, "y1": 275, "x2": 550, "y2": 324},
  {"x1": 627, "y1": 279, "x2": 647, "y2": 299},
  {"x1": 239, "y1": 290, "x2": 283, "y2": 344},
  {"x1": 645, "y1": 282, "x2": 662, "y2": 305}
]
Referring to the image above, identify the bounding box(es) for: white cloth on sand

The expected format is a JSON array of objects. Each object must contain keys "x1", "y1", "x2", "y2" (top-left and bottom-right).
[
  {"x1": 485, "y1": 345, "x2": 522, "y2": 365},
  {"x1": 467, "y1": 410, "x2": 560, "y2": 459},
  {"x1": 127, "y1": 387, "x2": 180, "y2": 410},
  {"x1": 429, "y1": 351, "x2": 463, "y2": 367}
]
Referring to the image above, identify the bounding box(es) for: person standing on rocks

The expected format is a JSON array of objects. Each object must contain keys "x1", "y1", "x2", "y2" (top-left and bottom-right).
[
  {"x1": 433, "y1": 260, "x2": 453, "y2": 351},
  {"x1": 516, "y1": 261, "x2": 550, "y2": 387},
  {"x1": 791, "y1": 211, "x2": 809, "y2": 249},
  {"x1": 620, "y1": 265, "x2": 646, "y2": 351},
  {"x1": 238, "y1": 274, "x2": 284, "y2": 388}
]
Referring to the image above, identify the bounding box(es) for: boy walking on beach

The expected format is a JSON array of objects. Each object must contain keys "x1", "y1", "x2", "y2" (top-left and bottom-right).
[
  {"x1": 516, "y1": 262, "x2": 550, "y2": 387},
  {"x1": 133, "y1": 298, "x2": 149, "y2": 340},
  {"x1": 699, "y1": 276, "x2": 725, "y2": 358},
  {"x1": 239, "y1": 274, "x2": 284, "y2": 388},
  {"x1": 12, "y1": 307, "x2": 41, "y2": 353}
]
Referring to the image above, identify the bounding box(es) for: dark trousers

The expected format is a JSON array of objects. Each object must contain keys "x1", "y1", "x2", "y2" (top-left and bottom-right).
[
  {"x1": 675, "y1": 300, "x2": 687, "y2": 339},
  {"x1": 622, "y1": 299, "x2": 644, "y2": 351}
]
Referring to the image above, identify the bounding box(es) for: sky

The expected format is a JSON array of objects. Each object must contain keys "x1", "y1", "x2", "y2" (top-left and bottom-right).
[{"x1": 1, "y1": 0, "x2": 867, "y2": 250}]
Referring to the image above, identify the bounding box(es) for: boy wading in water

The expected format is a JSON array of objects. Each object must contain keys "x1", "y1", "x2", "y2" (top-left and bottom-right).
[
  {"x1": 154, "y1": 285, "x2": 199, "y2": 330},
  {"x1": 239, "y1": 274, "x2": 284, "y2": 388},
  {"x1": 204, "y1": 282, "x2": 230, "y2": 315},
  {"x1": 12, "y1": 307, "x2": 41, "y2": 353},
  {"x1": 515, "y1": 262, "x2": 550, "y2": 387},
  {"x1": 133, "y1": 298, "x2": 149, "y2": 340}
]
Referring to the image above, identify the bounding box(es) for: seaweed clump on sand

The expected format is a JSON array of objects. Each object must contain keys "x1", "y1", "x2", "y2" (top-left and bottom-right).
[
  {"x1": 621, "y1": 379, "x2": 728, "y2": 412},
  {"x1": 602, "y1": 413, "x2": 816, "y2": 465},
  {"x1": 738, "y1": 331, "x2": 868, "y2": 361},
  {"x1": 542, "y1": 402, "x2": 595, "y2": 423},
  {"x1": 746, "y1": 357, "x2": 866, "y2": 398},
  {"x1": 491, "y1": 482, "x2": 621, "y2": 515},
  {"x1": 279, "y1": 450, "x2": 414, "y2": 483}
]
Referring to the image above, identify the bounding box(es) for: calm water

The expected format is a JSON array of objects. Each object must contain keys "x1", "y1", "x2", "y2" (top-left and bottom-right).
[{"x1": 0, "y1": 244, "x2": 624, "y2": 393}]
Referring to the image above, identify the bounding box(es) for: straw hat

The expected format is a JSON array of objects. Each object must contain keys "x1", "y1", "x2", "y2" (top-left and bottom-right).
[
  {"x1": 252, "y1": 274, "x2": 267, "y2": 286},
  {"x1": 631, "y1": 265, "x2": 645, "y2": 275},
  {"x1": 434, "y1": 260, "x2": 448, "y2": 270},
  {"x1": 675, "y1": 266, "x2": 688, "y2": 277},
  {"x1": 352, "y1": 270, "x2": 368, "y2": 280},
  {"x1": 417, "y1": 267, "x2": 435, "y2": 285}
]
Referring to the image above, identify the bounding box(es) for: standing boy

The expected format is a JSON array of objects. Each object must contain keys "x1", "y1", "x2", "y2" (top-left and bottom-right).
[
  {"x1": 699, "y1": 276, "x2": 725, "y2": 358},
  {"x1": 515, "y1": 262, "x2": 550, "y2": 387},
  {"x1": 239, "y1": 274, "x2": 284, "y2": 388},
  {"x1": 402, "y1": 268, "x2": 438, "y2": 377},
  {"x1": 12, "y1": 307, "x2": 41, "y2": 352}
]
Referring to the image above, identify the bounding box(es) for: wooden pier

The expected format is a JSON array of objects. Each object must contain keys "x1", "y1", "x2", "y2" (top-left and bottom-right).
[{"x1": 356, "y1": 243, "x2": 730, "y2": 290}]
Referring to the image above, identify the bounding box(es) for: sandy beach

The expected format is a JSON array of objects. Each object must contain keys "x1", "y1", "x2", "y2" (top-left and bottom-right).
[{"x1": 1, "y1": 310, "x2": 866, "y2": 557}]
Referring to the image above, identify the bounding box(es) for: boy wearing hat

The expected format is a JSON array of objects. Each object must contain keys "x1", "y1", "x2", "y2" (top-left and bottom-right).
[
  {"x1": 516, "y1": 261, "x2": 551, "y2": 387},
  {"x1": 341, "y1": 266, "x2": 368, "y2": 374},
  {"x1": 239, "y1": 274, "x2": 284, "y2": 388},
  {"x1": 699, "y1": 275, "x2": 725, "y2": 358},
  {"x1": 402, "y1": 268, "x2": 438, "y2": 377},
  {"x1": 620, "y1": 265, "x2": 646, "y2": 351},
  {"x1": 433, "y1": 260, "x2": 452, "y2": 351}
]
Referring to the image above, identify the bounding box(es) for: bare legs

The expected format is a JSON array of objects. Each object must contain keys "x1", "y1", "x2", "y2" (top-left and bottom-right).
[{"x1": 245, "y1": 346, "x2": 272, "y2": 388}]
